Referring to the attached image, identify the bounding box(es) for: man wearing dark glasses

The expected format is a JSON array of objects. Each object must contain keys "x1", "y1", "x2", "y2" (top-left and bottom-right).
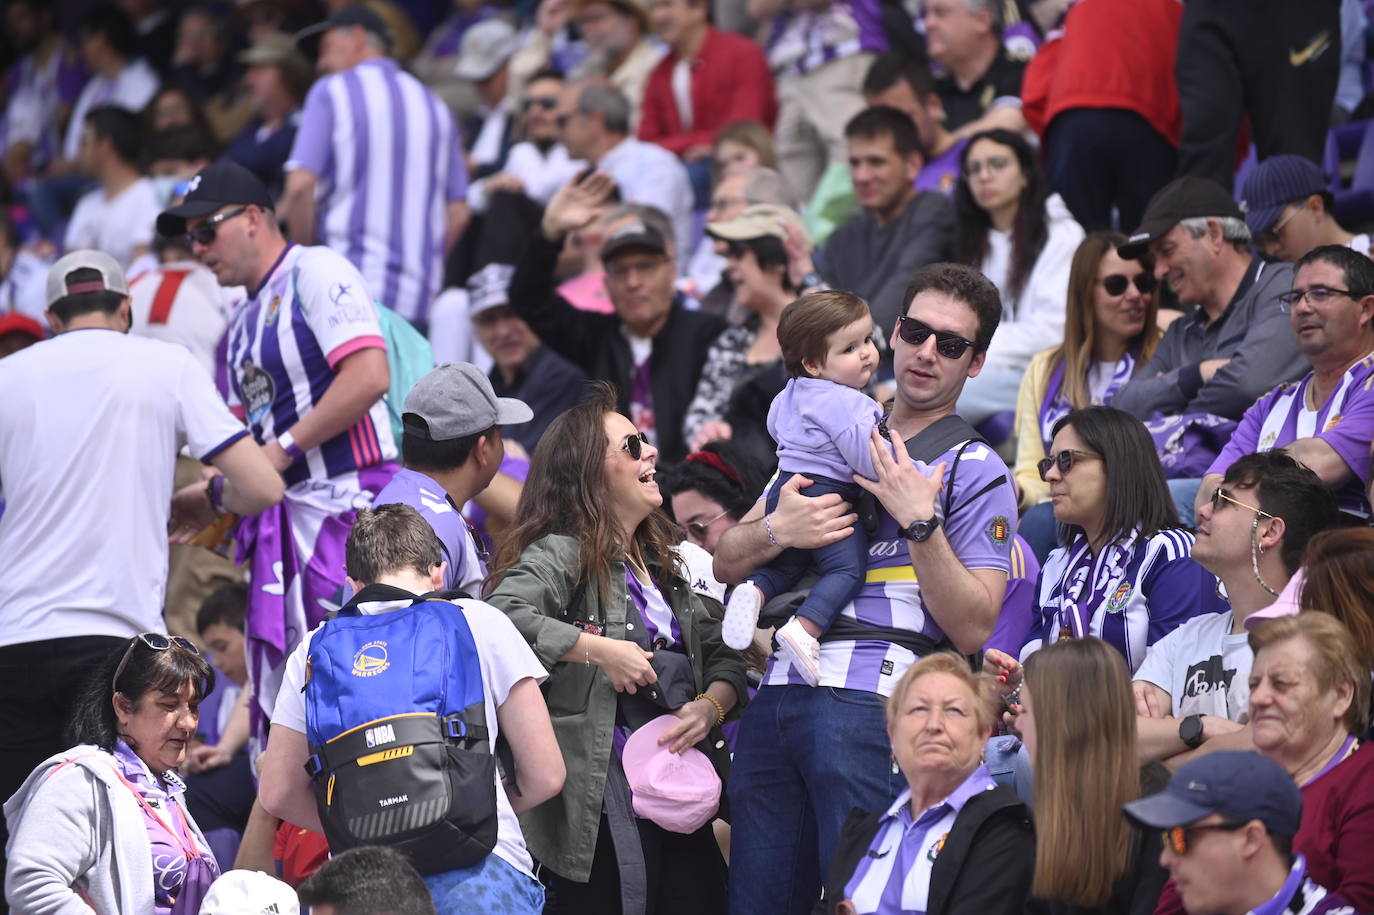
[
  {"x1": 1133, "y1": 453, "x2": 1338, "y2": 767},
  {"x1": 1114, "y1": 176, "x2": 1305, "y2": 425},
  {"x1": 1197, "y1": 245, "x2": 1374, "y2": 523},
  {"x1": 713, "y1": 262, "x2": 1016, "y2": 915},
  {"x1": 1125, "y1": 752, "x2": 1357, "y2": 915}
]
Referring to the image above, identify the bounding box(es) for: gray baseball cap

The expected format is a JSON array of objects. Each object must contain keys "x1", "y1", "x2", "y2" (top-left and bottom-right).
[
  {"x1": 402, "y1": 362, "x2": 533, "y2": 440},
  {"x1": 46, "y1": 250, "x2": 130, "y2": 308}
]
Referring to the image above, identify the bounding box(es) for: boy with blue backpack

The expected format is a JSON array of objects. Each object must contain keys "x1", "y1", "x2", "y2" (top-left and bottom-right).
[{"x1": 257, "y1": 503, "x2": 565, "y2": 912}]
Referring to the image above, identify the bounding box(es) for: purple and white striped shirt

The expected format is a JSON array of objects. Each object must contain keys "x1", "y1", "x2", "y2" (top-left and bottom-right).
[
  {"x1": 761, "y1": 440, "x2": 1016, "y2": 697},
  {"x1": 287, "y1": 57, "x2": 468, "y2": 325},
  {"x1": 766, "y1": 0, "x2": 889, "y2": 79},
  {"x1": 0, "y1": 44, "x2": 87, "y2": 171},
  {"x1": 225, "y1": 243, "x2": 397, "y2": 487},
  {"x1": 1207, "y1": 352, "x2": 1374, "y2": 518},
  {"x1": 843, "y1": 765, "x2": 998, "y2": 913}
]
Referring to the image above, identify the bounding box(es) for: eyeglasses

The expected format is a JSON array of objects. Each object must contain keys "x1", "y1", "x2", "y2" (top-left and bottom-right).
[
  {"x1": 186, "y1": 206, "x2": 248, "y2": 247},
  {"x1": 112, "y1": 633, "x2": 201, "y2": 693},
  {"x1": 1254, "y1": 205, "x2": 1301, "y2": 249},
  {"x1": 685, "y1": 507, "x2": 730, "y2": 541},
  {"x1": 1209, "y1": 486, "x2": 1274, "y2": 519},
  {"x1": 1036, "y1": 448, "x2": 1101, "y2": 482},
  {"x1": 1101, "y1": 273, "x2": 1156, "y2": 296},
  {"x1": 896, "y1": 316, "x2": 976, "y2": 359},
  {"x1": 618, "y1": 431, "x2": 650, "y2": 460},
  {"x1": 1161, "y1": 822, "x2": 1247, "y2": 855},
  {"x1": 1277, "y1": 285, "x2": 1366, "y2": 312},
  {"x1": 523, "y1": 96, "x2": 559, "y2": 111},
  {"x1": 963, "y1": 155, "x2": 1013, "y2": 178}
]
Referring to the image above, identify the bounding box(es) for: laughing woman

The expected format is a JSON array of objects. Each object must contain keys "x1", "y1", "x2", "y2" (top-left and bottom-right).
[{"x1": 485, "y1": 383, "x2": 748, "y2": 914}]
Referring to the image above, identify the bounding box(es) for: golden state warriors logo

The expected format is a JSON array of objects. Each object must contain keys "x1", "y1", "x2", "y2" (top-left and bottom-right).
[
  {"x1": 926, "y1": 832, "x2": 947, "y2": 863},
  {"x1": 1106, "y1": 582, "x2": 1132, "y2": 614},
  {"x1": 352, "y1": 641, "x2": 390, "y2": 677}
]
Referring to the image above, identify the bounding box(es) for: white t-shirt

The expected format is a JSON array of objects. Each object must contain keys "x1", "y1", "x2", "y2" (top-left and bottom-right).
[
  {"x1": 1133, "y1": 610, "x2": 1252, "y2": 722},
  {"x1": 0, "y1": 329, "x2": 248, "y2": 647},
  {"x1": 272, "y1": 597, "x2": 547, "y2": 877},
  {"x1": 64, "y1": 178, "x2": 161, "y2": 270},
  {"x1": 61, "y1": 59, "x2": 160, "y2": 162},
  {"x1": 128, "y1": 260, "x2": 235, "y2": 379}
]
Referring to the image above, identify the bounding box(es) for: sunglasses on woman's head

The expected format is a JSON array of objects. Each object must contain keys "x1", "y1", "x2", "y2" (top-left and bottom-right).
[
  {"x1": 1102, "y1": 273, "x2": 1156, "y2": 296},
  {"x1": 1161, "y1": 822, "x2": 1246, "y2": 855},
  {"x1": 619, "y1": 432, "x2": 650, "y2": 460},
  {"x1": 1036, "y1": 448, "x2": 1100, "y2": 482},
  {"x1": 112, "y1": 633, "x2": 201, "y2": 693},
  {"x1": 896, "y1": 316, "x2": 976, "y2": 359}
]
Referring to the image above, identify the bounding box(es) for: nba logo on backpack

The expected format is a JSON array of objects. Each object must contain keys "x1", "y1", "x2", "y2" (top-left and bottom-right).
[{"x1": 302, "y1": 598, "x2": 499, "y2": 874}]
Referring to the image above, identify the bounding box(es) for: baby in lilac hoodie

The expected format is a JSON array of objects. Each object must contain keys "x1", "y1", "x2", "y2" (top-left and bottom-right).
[{"x1": 722, "y1": 291, "x2": 888, "y2": 685}]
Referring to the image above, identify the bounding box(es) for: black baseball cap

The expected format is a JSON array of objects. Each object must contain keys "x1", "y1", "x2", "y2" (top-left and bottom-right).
[
  {"x1": 296, "y1": 4, "x2": 392, "y2": 52},
  {"x1": 1118, "y1": 176, "x2": 1245, "y2": 260},
  {"x1": 600, "y1": 221, "x2": 669, "y2": 262},
  {"x1": 1123, "y1": 751, "x2": 1303, "y2": 838},
  {"x1": 157, "y1": 160, "x2": 275, "y2": 237}
]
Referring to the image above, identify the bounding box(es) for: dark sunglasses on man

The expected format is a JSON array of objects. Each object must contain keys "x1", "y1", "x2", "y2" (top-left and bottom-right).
[
  {"x1": 523, "y1": 96, "x2": 558, "y2": 111},
  {"x1": 895, "y1": 316, "x2": 976, "y2": 359}
]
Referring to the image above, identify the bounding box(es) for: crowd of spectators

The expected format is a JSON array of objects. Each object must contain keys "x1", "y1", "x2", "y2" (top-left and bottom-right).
[{"x1": 4, "y1": 0, "x2": 1374, "y2": 912}]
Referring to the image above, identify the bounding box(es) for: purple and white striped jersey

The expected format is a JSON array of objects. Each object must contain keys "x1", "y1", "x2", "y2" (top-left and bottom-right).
[
  {"x1": 286, "y1": 58, "x2": 468, "y2": 325},
  {"x1": 761, "y1": 440, "x2": 1017, "y2": 697},
  {"x1": 225, "y1": 243, "x2": 397, "y2": 487},
  {"x1": 0, "y1": 44, "x2": 87, "y2": 172},
  {"x1": 1207, "y1": 353, "x2": 1374, "y2": 518},
  {"x1": 766, "y1": 0, "x2": 889, "y2": 79}
]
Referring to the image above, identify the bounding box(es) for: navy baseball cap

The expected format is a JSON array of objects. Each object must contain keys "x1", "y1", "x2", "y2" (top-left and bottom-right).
[
  {"x1": 1123, "y1": 751, "x2": 1302, "y2": 838},
  {"x1": 1119, "y1": 176, "x2": 1244, "y2": 260},
  {"x1": 1239, "y1": 155, "x2": 1330, "y2": 236},
  {"x1": 157, "y1": 160, "x2": 275, "y2": 237},
  {"x1": 296, "y1": 4, "x2": 392, "y2": 51}
]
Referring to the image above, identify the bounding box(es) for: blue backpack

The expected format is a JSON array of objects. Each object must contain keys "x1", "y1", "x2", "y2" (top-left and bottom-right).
[{"x1": 303, "y1": 598, "x2": 498, "y2": 874}]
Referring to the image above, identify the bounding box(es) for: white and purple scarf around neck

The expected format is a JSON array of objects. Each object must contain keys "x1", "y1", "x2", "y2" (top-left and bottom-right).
[{"x1": 1038, "y1": 350, "x2": 1138, "y2": 453}]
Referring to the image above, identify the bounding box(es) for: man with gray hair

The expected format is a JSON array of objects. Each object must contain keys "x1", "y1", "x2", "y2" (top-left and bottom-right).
[
  {"x1": 555, "y1": 79, "x2": 693, "y2": 269},
  {"x1": 281, "y1": 4, "x2": 469, "y2": 328},
  {"x1": 1113, "y1": 176, "x2": 1305, "y2": 423}
]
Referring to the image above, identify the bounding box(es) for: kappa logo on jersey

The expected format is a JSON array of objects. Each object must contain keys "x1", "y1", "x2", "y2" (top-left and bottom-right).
[
  {"x1": 352, "y1": 641, "x2": 390, "y2": 677},
  {"x1": 364, "y1": 723, "x2": 396, "y2": 747},
  {"x1": 1183, "y1": 655, "x2": 1236, "y2": 699},
  {"x1": 1106, "y1": 581, "x2": 1132, "y2": 613},
  {"x1": 240, "y1": 359, "x2": 276, "y2": 425}
]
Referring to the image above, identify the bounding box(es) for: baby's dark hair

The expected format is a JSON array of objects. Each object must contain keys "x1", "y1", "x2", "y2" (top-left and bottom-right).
[{"x1": 777, "y1": 290, "x2": 872, "y2": 378}]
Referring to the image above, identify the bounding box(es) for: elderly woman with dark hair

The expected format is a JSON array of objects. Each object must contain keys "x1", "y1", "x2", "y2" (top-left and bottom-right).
[
  {"x1": 820, "y1": 652, "x2": 1034, "y2": 915},
  {"x1": 990, "y1": 406, "x2": 1223, "y2": 677},
  {"x1": 5, "y1": 635, "x2": 220, "y2": 913}
]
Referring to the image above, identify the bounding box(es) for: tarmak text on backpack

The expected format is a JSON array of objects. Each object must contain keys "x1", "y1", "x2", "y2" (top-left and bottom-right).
[{"x1": 302, "y1": 598, "x2": 498, "y2": 875}]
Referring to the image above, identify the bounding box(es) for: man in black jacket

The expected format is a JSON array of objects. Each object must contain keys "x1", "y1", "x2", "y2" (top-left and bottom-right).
[{"x1": 506, "y1": 171, "x2": 726, "y2": 462}]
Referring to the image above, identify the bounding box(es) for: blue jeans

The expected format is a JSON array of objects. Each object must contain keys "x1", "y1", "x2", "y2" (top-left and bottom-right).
[
  {"x1": 752, "y1": 472, "x2": 867, "y2": 631},
  {"x1": 423, "y1": 853, "x2": 544, "y2": 914},
  {"x1": 1018, "y1": 501, "x2": 1060, "y2": 564},
  {"x1": 727, "y1": 685, "x2": 906, "y2": 915},
  {"x1": 1169, "y1": 478, "x2": 1201, "y2": 528}
]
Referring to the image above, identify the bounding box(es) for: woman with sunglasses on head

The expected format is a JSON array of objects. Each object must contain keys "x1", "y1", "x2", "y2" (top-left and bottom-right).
[
  {"x1": 1013, "y1": 232, "x2": 1164, "y2": 560},
  {"x1": 952, "y1": 128, "x2": 1086, "y2": 427},
  {"x1": 5, "y1": 634, "x2": 220, "y2": 913},
  {"x1": 484, "y1": 383, "x2": 747, "y2": 914},
  {"x1": 683, "y1": 203, "x2": 812, "y2": 455},
  {"x1": 988, "y1": 406, "x2": 1224, "y2": 681},
  {"x1": 1017, "y1": 637, "x2": 1169, "y2": 915}
]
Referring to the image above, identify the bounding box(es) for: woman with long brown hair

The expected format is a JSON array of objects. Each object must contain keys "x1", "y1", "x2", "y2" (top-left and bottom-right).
[
  {"x1": 1019, "y1": 637, "x2": 1168, "y2": 914},
  {"x1": 484, "y1": 382, "x2": 748, "y2": 914},
  {"x1": 1013, "y1": 232, "x2": 1163, "y2": 559}
]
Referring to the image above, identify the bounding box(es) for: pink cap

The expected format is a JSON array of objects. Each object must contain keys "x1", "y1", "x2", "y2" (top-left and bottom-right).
[
  {"x1": 1243, "y1": 569, "x2": 1304, "y2": 630},
  {"x1": 621, "y1": 714, "x2": 721, "y2": 834}
]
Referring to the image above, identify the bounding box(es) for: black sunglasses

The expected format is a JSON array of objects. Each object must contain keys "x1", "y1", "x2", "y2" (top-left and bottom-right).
[
  {"x1": 896, "y1": 316, "x2": 976, "y2": 359},
  {"x1": 1036, "y1": 448, "x2": 1101, "y2": 482},
  {"x1": 186, "y1": 206, "x2": 248, "y2": 247},
  {"x1": 523, "y1": 96, "x2": 559, "y2": 111},
  {"x1": 619, "y1": 431, "x2": 650, "y2": 460},
  {"x1": 112, "y1": 633, "x2": 201, "y2": 693},
  {"x1": 1102, "y1": 273, "x2": 1156, "y2": 296}
]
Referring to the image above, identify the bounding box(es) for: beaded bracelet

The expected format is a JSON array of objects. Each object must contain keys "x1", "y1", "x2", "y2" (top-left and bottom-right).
[
  {"x1": 695, "y1": 692, "x2": 726, "y2": 726},
  {"x1": 763, "y1": 513, "x2": 780, "y2": 548}
]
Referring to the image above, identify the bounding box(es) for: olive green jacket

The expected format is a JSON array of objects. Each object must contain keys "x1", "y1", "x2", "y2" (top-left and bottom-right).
[{"x1": 484, "y1": 533, "x2": 748, "y2": 882}]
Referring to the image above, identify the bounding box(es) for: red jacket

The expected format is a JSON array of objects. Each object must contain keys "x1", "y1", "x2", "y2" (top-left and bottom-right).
[
  {"x1": 1021, "y1": 0, "x2": 1182, "y2": 146},
  {"x1": 638, "y1": 26, "x2": 777, "y2": 157}
]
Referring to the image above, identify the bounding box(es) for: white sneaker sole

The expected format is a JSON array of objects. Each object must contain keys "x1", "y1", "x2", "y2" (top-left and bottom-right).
[
  {"x1": 722, "y1": 584, "x2": 763, "y2": 650},
  {"x1": 776, "y1": 626, "x2": 821, "y2": 686}
]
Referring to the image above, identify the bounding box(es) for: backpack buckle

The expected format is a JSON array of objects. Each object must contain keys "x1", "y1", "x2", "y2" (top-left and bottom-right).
[
  {"x1": 445, "y1": 716, "x2": 468, "y2": 740},
  {"x1": 304, "y1": 754, "x2": 324, "y2": 778}
]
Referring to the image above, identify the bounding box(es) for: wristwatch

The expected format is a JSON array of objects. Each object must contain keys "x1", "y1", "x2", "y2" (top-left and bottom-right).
[
  {"x1": 899, "y1": 516, "x2": 941, "y2": 542},
  {"x1": 797, "y1": 270, "x2": 824, "y2": 290},
  {"x1": 1178, "y1": 713, "x2": 1205, "y2": 749}
]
